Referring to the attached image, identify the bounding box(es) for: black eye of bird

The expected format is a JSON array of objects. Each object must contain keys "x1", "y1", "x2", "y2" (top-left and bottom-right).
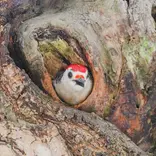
[{"x1": 68, "y1": 71, "x2": 73, "y2": 78}]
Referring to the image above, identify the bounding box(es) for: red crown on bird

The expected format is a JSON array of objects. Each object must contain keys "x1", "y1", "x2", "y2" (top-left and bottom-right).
[{"x1": 67, "y1": 64, "x2": 87, "y2": 73}]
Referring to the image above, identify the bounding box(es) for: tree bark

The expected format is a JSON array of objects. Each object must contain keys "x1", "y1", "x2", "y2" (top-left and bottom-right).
[{"x1": 0, "y1": 0, "x2": 156, "y2": 155}]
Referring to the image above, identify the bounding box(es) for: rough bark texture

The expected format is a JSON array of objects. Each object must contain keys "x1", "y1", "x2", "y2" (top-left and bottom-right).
[{"x1": 0, "y1": 0, "x2": 156, "y2": 155}]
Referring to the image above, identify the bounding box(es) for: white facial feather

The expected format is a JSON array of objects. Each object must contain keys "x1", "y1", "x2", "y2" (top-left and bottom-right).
[{"x1": 62, "y1": 69, "x2": 87, "y2": 91}]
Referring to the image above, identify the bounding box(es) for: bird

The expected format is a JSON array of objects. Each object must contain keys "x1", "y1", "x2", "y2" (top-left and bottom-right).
[{"x1": 53, "y1": 64, "x2": 93, "y2": 105}]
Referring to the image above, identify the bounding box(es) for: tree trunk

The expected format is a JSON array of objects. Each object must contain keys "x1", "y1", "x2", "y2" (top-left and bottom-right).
[{"x1": 0, "y1": 0, "x2": 156, "y2": 155}]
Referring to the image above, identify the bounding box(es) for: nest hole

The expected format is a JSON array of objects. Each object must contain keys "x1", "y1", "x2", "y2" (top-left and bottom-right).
[{"x1": 8, "y1": 27, "x2": 94, "y2": 105}]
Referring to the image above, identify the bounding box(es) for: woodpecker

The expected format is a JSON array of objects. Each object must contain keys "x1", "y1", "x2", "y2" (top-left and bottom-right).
[{"x1": 53, "y1": 64, "x2": 93, "y2": 105}]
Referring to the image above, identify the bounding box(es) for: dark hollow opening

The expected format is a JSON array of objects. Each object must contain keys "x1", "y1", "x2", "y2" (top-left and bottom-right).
[
  {"x1": 152, "y1": 6, "x2": 156, "y2": 29},
  {"x1": 8, "y1": 27, "x2": 94, "y2": 103}
]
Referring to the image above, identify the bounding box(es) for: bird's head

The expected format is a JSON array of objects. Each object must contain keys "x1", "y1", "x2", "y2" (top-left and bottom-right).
[
  {"x1": 61, "y1": 64, "x2": 89, "y2": 91},
  {"x1": 53, "y1": 64, "x2": 93, "y2": 105}
]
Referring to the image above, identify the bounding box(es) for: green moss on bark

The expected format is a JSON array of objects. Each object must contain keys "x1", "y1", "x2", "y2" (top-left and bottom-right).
[{"x1": 123, "y1": 37, "x2": 156, "y2": 89}]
